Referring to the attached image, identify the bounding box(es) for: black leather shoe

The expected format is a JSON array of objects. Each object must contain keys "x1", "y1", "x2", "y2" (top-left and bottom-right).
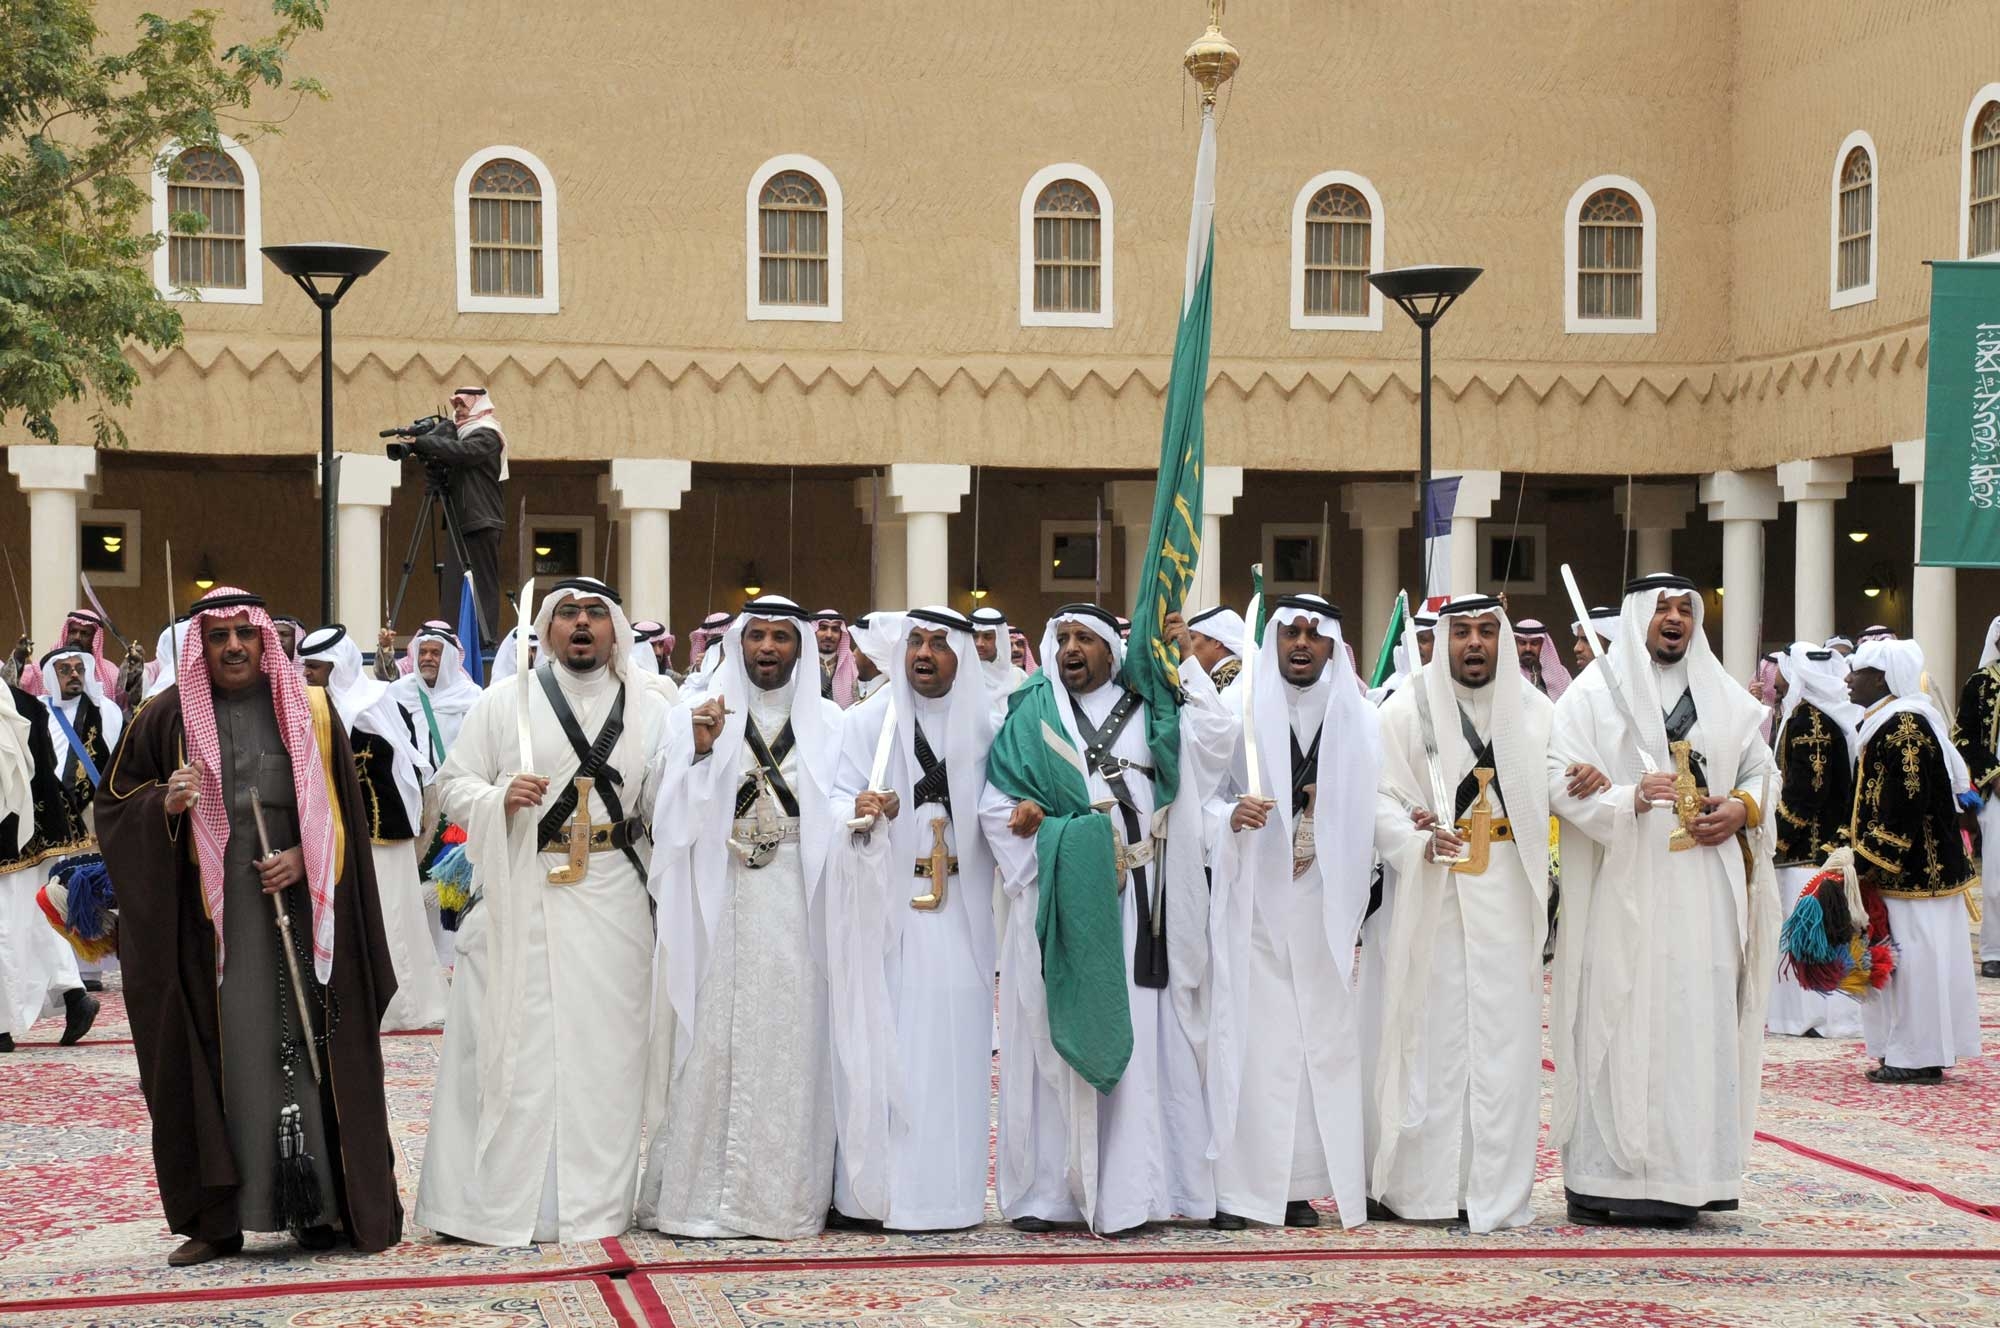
[
  {"x1": 1010, "y1": 1216, "x2": 1057, "y2": 1233},
  {"x1": 296, "y1": 1224, "x2": 339, "y2": 1250},
  {"x1": 82, "y1": 977, "x2": 105, "y2": 992},
  {"x1": 1365, "y1": 1198, "x2": 1401, "y2": 1222},
  {"x1": 0, "y1": 1032, "x2": 13, "y2": 1053},
  {"x1": 1867, "y1": 1064, "x2": 1944, "y2": 1084},
  {"x1": 61, "y1": 988, "x2": 100, "y2": 1045},
  {"x1": 824, "y1": 1208, "x2": 882, "y2": 1233},
  {"x1": 1210, "y1": 1211, "x2": 1247, "y2": 1230},
  {"x1": 1284, "y1": 1200, "x2": 1321, "y2": 1228},
  {"x1": 1983, "y1": 960, "x2": 2000, "y2": 979},
  {"x1": 168, "y1": 1233, "x2": 243, "y2": 1266}
]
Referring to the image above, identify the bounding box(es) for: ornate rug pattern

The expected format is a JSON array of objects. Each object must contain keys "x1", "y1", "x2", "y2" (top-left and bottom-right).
[
  {"x1": 3, "y1": 972, "x2": 1996, "y2": 1322},
  {"x1": 635, "y1": 1256, "x2": 2000, "y2": 1327}
]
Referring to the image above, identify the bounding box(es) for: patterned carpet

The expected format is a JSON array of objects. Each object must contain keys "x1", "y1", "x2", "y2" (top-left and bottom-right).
[{"x1": 3, "y1": 974, "x2": 1997, "y2": 1324}]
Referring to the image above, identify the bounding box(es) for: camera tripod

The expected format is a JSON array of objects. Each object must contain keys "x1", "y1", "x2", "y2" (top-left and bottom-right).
[{"x1": 387, "y1": 464, "x2": 493, "y2": 646}]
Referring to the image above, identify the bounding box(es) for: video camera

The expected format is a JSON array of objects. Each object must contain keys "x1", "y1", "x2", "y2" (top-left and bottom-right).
[{"x1": 379, "y1": 413, "x2": 456, "y2": 462}]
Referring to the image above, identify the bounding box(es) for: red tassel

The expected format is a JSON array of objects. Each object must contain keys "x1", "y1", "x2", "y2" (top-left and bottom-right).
[
  {"x1": 1868, "y1": 942, "x2": 1896, "y2": 988},
  {"x1": 442, "y1": 823, "x2": 467, "y2": 846},
  {"x1": 1791, "y1": 959, "x2": 1850, "y2": 992}
]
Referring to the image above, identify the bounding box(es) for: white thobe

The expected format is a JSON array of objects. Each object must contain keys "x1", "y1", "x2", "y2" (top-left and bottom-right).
[
  {"x1": 414, "y1": 664, "x2": 659, "y2": 1245},
  {"x1": 641, "y1": 690, "x2": 837, "y2": 1239},
  {"x1": 1864, "y1": 895, "x2": 1982, "y2": 1068},
  {"x1": 1548, "y1": 665, "x2": 1778, "y2": 1215},
  {"x1": 373, "y1": 837, "x2": 449, "y2": 1031},
  {"x1": 1370, "y1": 682, "x2": 1548, "y2": 1232},
  {"x1": 1209, "y1": 679, "x2": 1363, "y2": 1227},
  {"x1": 977, "y1": 662, "x2": 1232, "y2": 1233},
  {"x1": 0, "y1": 861, "x2": 81, "y2": 1036},
  {"x1": 1980, "y1": 797, "x2": 2000, "y2": 965},
  {"x1": 828, "y1": 691, "x2": 995, "y2": 1231}
]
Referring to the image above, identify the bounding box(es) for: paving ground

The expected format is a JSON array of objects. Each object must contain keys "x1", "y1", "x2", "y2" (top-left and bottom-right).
[{"x1": 4, "y1": 960, "x2": 1998, "y2": 1327}]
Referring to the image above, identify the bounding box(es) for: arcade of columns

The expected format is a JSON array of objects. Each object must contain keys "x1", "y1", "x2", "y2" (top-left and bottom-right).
[{"x1": 5, "y1": 443, "x2": 1957, "y2": 694}]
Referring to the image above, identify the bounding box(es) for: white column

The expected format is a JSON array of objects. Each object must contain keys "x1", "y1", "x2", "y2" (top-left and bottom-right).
[
  {"x1": 331, "y1": 452, "x2": 402, "y2": 632},
  {"x1": 1613, "y1": 481, "x2": 1697, "y2": 578},
  {"x1": 1342, "y1": 481, "x2": 1417, "y2": 667},
  {"x1": 1699, "y1": 469, "x2": 1779, "y2": 682},
  {"x1": 1436, "y1": 469, "x2": 1501, "y2": 600},
  {"x1": 1192, "y1": 465, "x2": 1244, "y2": 611},
  {"x1": 1895, "y1": 439, "x2": 1959, "y2": 699},
  {"x1": 609, "y1": 458, "x2": 692, "y2": 627},
  {"x1": 1777, "y1": 457, "x2": 1853, "y2": 648},
  {"x1": 888, "y1": 463, "x2": 970, "y2": 610},
  {"x1": 8, "y1": 445, "x2": 98, "y2": 650},
  {"x1": 1104, "y1": 480, "x2": 1157, "y2": 615},
  {"x1": 853, "y1": 477, "x2": 906, "y2": 608}
]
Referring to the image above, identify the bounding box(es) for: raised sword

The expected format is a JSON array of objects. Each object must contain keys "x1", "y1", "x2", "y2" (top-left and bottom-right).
[{"x1": 1398, "y1": 595, "x2": 1466, "y2": 864}]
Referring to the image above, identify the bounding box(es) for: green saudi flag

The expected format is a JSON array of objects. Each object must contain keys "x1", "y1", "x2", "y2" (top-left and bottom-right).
[
  {"x1": 1124, "y1": 106, "x2": 1220, "y2": 804},
  {"x1": 1920, "y1": 260, "x2": 2000, "y2": 567}
]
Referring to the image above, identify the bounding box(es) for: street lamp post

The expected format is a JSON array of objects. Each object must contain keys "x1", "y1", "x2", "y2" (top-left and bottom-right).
[
  {"x1": 1368, "y1": 265, "x2": 1483, "y2": 598},
  {"x1": 261, "y1": 242, "x2": 389, "y2": 625}
]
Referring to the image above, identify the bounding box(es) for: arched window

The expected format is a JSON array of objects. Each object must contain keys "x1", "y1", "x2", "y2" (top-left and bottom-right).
[
  {"x1": 1831, "y1": 131, "x2": 1877, "y2": 307},
  {"x1": 758, "y1": 170, "x2": 829, "y2": 306},
  {"x1": 1563, "y1": 175, "x2": 1656, "y2": 334},
  {"x1": 454, "y1": 146, "x2": 559, "y2": 314},
  {"x1": 468, "y1": 158, "x2": 542, "y2": 298},
  {"x1": 1290, "y1": 171, "x2": 1385, "y2": 331},
  {"x1": 746, "y1": 154, "x2": 843, "y2": 321},
  {"x1": 151, "y1": 135, "x2": 261, "y2": 303},
  {"x1": 1966, "y1": 92, "x2": 2000, "y2": 258},
  {"x1": 1019, "y1": 163, "x2": 1113, "y2": 328},
  {"x1": 1032, "y1": 179, "x2": 1101, "y2": 314}
]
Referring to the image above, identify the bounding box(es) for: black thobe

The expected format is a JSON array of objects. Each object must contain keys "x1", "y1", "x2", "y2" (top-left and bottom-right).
[{"x1": 96, "y1": 681, "x2": 404, "y2": 1250}]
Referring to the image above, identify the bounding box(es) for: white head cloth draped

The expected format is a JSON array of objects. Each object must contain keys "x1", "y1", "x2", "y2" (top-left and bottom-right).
[
  {"x1": 968, "y1": 606, "x2": 1022, "y2": 694},
  {"x1": 649, "y1": 593, "x2": 843, "y2": 1074},
  {"x1": 1775, "y1": 640, "x2": 1859, "y2": 739},
  {"x1": 300, "y1": 624, "x2": 427, "y2": 829},
  {"x1": 488, "y1": 625, "x2": 537, "y2": 684},
  {"x1": 1547, "y1": 572, "x2": 1778, "y2": 1174},
  {"x1": 1037, "y1": 603, "x2": 1125, "y2": 680},
  {"x1": 0, "y1": 679, "x2": 36, "y2": 837},
  {"x1": 176, "y1": 588, "x2": 340, "y2": 982},
  {"x1": 1369, "y1": 594, "x2": 1554, "y2": 1196},
  {"x1": 388, "y1": 625, "x2": 484, "y2": 755},
  {"x1": 847, "y1": 613, "x2": 901, "y2": 677},
  {"x1": 1207, "y1": 595, "x2": 1384, "y2": 1161},
  {"x1": 1186, "y1": 605, "x2": 1248, "y2": 660},
  {"x1": 1852, "y1": 638, "x2": 1972, "y2": 793},
  {"x1": 144, "y1": 618, "x2": 192, "y2": 701},
  {"x1": 629, "y1": 620, "x2": 666, "y2": 676},
  {"x1": 39, "y1": 646, "x2": 124, "y2": 772},
  {"x1": 1979, "y1": 615, "x2": 2000, "y2": 669}
]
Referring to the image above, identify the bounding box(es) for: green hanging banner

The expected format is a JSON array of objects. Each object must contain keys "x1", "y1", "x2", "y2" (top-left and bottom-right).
[{"x1": 1920, "y1": 259, "x2": 2000, "y2": 567}]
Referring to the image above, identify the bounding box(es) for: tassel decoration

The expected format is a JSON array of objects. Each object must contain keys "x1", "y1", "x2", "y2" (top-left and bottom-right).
[
  {"x1": 427, "y1": 843, "x2": 474, "y2": 913},
  {"x1": 272, "y1": 1103, "x2": 323, "y2": 1234}
]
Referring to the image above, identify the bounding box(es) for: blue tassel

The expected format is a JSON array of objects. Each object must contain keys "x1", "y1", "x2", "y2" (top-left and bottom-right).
[
  {"x1": 428, "y1": 844, "x2": 472, "y2": 889},
  {"x1": 52, "y1": 854, "x2": 113, "y2": 942},
  {"x1": 1781, "y1": 891, "x2": 1841, "y2": 966}
]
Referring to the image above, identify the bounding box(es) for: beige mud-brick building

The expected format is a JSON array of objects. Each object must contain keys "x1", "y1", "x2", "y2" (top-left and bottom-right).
[{"x1": 5, "y1": 0, "x2": 2000, "y2": 686}]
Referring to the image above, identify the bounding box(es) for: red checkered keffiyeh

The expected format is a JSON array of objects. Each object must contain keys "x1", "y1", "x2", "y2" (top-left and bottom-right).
[
  {"x1": 19, "y1": 610, "x2": 121, "y2": 698},
  {"x1": 179, "y1": 588, "x2": 339, "y2": 983}
]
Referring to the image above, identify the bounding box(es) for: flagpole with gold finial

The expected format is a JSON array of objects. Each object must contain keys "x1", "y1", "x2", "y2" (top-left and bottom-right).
[{"x1": 1184, "y1": 0, "x2": 1240, "y2": 110}]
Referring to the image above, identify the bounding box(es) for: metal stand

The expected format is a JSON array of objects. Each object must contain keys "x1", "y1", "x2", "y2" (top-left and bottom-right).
[{"x1": 386, "y1": 465, "x2": 492, "y2": 644}]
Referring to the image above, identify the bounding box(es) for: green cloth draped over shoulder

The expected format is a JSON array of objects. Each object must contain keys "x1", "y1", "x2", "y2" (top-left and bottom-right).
[{"x1": 986, "y1": 672, "x2": 1132, "y2": 1095}]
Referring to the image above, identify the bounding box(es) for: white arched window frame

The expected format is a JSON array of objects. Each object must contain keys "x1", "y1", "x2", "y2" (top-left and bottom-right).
[
  {"x1": 1960, "y1": 84, "x2": 2000, "y2": 259},
  {"x1": 1289, "y1": 170, "x2": 1385, "y2": 331},
  {"x1": 746, "y1": 153, "x2": 843, "y2": 322},
  {"x1": 1563, "y1": 174, "x2": 1657, "y2": 335},
  {"x1": 1829, "y1": 130, "x2": 1878, "y2": 309},
  {"x1": 151, "y1": 134, "x2": 262, "y2": 304},
  {"x1": 1019, "y1": 162, "x2": 1113, "y2": 329},
  {"x1": 454, "y1": 145, "x2": 560, "y2": 314}
]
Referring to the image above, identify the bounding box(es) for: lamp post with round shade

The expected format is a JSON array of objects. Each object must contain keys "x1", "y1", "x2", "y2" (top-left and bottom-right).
[
  {"x1": 261, "y1": 242, "x2": 389, "y2": 625},
  {"x1": 1368, "y1": 265, "x2": 1482, "y2": 599}
]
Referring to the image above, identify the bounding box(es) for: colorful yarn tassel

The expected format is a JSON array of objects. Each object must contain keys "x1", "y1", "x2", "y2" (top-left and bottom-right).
[{"x1": 428, "y1": 843, "x2": 474, "y2": 913}]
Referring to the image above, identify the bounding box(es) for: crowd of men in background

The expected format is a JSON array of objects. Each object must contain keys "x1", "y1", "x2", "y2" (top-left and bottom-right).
[{"x1": 0, "y1": 574, "x2": 1983, "y2": 1265}]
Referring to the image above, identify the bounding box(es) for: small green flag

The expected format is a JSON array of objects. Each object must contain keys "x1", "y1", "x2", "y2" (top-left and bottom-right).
[{"x1": 1368, "y1": 590, "x2": 1409, "y2": 689}]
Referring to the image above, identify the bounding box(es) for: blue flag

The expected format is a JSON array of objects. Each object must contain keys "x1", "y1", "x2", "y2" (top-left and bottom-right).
[{"x1": 457, "y1": 573, "x2": 484, "y2": 686}]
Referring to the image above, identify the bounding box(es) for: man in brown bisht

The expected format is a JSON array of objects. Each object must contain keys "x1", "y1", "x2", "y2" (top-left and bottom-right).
[{"x1": 97, "y1": 586, "x2": 402, "y2": 1266}]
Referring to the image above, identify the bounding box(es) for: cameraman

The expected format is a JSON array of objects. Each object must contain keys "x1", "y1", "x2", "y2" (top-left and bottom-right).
[{"x1": 404, "y1": 386, "x2": 506, "y2": 648}]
